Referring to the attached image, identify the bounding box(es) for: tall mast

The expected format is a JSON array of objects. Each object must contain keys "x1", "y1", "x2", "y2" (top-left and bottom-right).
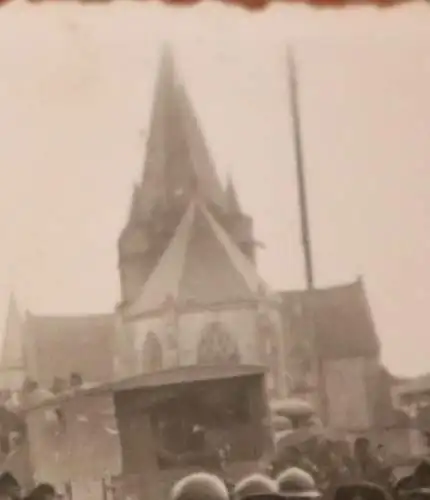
[
  {"x1": 288, "y1": 50, "x2": 314, "y2": 290},
  {"x1": 287, "y1": 50, "x2": 329, "y2": 421}
]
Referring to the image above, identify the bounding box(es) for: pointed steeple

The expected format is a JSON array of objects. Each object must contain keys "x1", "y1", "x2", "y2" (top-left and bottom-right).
[
  {"x1": 139, "y1": 45, "x2": 226, "y2": 215},
  {"x1": 118, "y1": 46, "x2": 231, "y2": 305},
  {"x1": 139, "y1": 46, "x2": 176, "y2": 214},
  {"x1": 0, "y1": 291, "x2": 25, "y2": 381},
  {"x1": 225, "y1": 174, "x2": 242, "y2": 214}
]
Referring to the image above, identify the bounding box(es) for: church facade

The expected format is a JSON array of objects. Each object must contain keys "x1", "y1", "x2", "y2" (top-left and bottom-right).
[
  {"x1": 0, "y1": 49, "x2": 288, "y2": 401},
  {"x1": 0, "y1": 48, "x2": 391, "y2": 431},
  {"x1": 112, "y1": 49, "x2": 287, "y2": 399}
]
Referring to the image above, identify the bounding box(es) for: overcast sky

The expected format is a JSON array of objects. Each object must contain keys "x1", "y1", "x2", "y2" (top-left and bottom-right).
[{"x1": 0, "y1": 0, "x2": 429, "y2": 377}]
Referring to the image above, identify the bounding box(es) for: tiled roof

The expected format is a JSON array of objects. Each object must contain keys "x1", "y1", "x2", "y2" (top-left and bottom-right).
[
  {"x1": 126, "y1": 199, "x2": 269, "y2": 317},
  {"x1": 24, "y1": 313, "x2": 116, "y2": 388},
  {"x1": 280, "y1": 279, "x2": 380, "y2": 360}
]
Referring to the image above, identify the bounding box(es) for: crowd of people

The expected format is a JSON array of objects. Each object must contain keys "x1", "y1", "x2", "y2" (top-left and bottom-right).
[
  {"x1": 168, "y1": 450, "x2": 430, "y2": 500},
  {"x1": 0, "y1": 472, "x2": 56, "y2": 500},
  {"x1": 158, "y1": 450, "x2": 430, "y2": 500},
  {"x1": 165, "y1": 430, "x2": 430, "y2": 500},
  {"x1": 267, "y1": 437, "x2": 394, "y2": 494},
  {"x1": 0, "y1": 434, "x2": 429, "y2": 500}
]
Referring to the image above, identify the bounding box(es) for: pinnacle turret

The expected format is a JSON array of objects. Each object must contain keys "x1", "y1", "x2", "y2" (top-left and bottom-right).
[{"x1": 225, "y1": 174, "x2": 242, "y2": 214}]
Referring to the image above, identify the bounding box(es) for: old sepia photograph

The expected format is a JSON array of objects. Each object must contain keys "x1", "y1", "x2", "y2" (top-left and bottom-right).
[{"x1": 0, "y1": 2, "x2": 429, "y2": 500}]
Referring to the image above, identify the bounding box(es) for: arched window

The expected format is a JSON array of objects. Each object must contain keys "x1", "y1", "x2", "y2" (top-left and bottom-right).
[
  {"x1": 141, "y1": 331, "x2": 163, "y2": 373},
  {"x1": 197, "y1": 322, "x2": 240, "y2": 366}
]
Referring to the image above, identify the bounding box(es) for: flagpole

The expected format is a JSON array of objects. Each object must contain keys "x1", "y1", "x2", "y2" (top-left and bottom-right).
[
  {"x1": 287, "y1": 48, "x2": 329, "y2": 422},
  {"x1": 287, "y1": 50, "x2": 314, "y2": 291}
]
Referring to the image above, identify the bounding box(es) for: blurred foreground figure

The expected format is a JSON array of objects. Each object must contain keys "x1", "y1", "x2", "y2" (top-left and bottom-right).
[
  {"x1": 170, "y1": 472, "x2": 229, "y2": 500},
  {"x1": 394, "y1": 459, "x2": 430, "y2": 500},
  {"x1": 234, "y1": 474, "x2": 278, "y2": 500},
  {"x1": 351, "y1": 438, "x2": 391, "y2": 486},
  {"x1": 270, "y1": 447, "x2": 318, "y2": 480},
  {"x1": 25, "y1": 484, "x2": 56, "y2": 500},
  {"x1": 393, "y1": 475, "x2": 415, "y2": 499},
  {"x1": 276, "y1": 467, "x2": 321, "y2": 498},
  {"x1": 333, "y1": 482, "x2": 392, "y2": 500},
  {"x1": 0, "y1": 472, "x2": 21, "y2": 500}
]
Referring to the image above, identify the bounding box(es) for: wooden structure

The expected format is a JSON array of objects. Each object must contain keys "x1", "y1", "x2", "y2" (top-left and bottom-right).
[{"x1": 24, "y1": 365, "x2": 271, "y2": 500}]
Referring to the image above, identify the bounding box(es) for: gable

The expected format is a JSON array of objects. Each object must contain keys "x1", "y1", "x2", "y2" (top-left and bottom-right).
[
  {"x1": 178, "y1": 208, "x2": 259, "y2": 305},
  {"x1": 125, "y1": 200, "x2": 269, "y2": 317}
]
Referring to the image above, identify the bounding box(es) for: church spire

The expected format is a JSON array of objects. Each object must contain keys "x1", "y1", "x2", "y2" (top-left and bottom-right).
[
  {"x1": 139, "y1": 45, "x2": 226, "y2": 215},
  {"x1": 225, "y1": 174, "x2": 242, "y2": 214},
  {"x1": 118, "y1": 45, "x2": 229, "y2": 305},
  {"x1": 0, "y1": 290, "x2": 25, "y2": 385}
]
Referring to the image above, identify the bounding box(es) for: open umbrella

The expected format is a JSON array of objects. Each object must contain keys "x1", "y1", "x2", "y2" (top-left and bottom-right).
[
  {"x1": 271, "y1": 415, "x2": 293, "y2": 432},
  {"x1": 270, "y1": 399, "x2": 315, "y2": 419},
  {"x1": 274, "y1": 427, "x2": 320, "y2": 450}
]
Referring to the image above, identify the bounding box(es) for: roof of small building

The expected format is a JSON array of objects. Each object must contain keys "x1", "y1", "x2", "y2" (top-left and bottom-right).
[
  {"x1": 24, "y1": 312, "x2": 116, "y2": 388},
  {"x1": 100, "y1": 363, "x2": 265, "y2": 392},
  {"x1": 23, "y1": 364, "x2": 266, "y2": 412},
  {"x1": 279, "y1": 279, "x2": 380, "y2": 360}
]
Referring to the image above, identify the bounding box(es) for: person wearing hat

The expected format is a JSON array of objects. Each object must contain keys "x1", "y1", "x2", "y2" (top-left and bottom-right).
[
  {"x1": 333, "y1": 482, "x2": 392, "y2": 500},
  {"x1": 412, "y1": 460, "x2": 430, "y2": 489},
  {"x1": 234, "y1": 474, "x2": 278, "y2": 500},
  {"x1": 25, "y1": 484, "x2": 56, "y2": 500},
  {"x1": 276, "y1": 467, "x2": 321, "y2": 499},
  {"x1": 393, "y1": 459, "x2": 430, "y2": 499},
  {"x1": 351, "y1": 438, "x2": 392, "y2": 487},
  {"x1": 270, "y1": 448, "x2": 318, "y2": 481},
  {"x1": 0, "y1": 472, "x2": 21, "y2": 500},
  {"x1": 170, "y1": 472, "x2": 230, "y2": 500},
  {"x1": 393, "y1": 474, "x2": 417, "y2": 499}
]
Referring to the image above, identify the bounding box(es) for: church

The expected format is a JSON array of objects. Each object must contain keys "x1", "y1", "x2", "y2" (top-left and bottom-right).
[{"x1": 0, "y1": 48, "x2": 392, "y2": 433}]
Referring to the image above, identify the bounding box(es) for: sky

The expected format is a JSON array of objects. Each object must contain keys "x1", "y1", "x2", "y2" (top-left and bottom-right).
[{"x1": 0, "y1": 0, "x2": 430, "y2": 377}]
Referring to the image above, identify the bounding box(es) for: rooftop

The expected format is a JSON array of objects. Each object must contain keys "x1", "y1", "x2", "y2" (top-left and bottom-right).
[
  {"x1": 280, "y1": 279, "x2": 380, "y2": 360},
  {"x1": 23, "y1": 364, "x2": 266, "y2": 412}
]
